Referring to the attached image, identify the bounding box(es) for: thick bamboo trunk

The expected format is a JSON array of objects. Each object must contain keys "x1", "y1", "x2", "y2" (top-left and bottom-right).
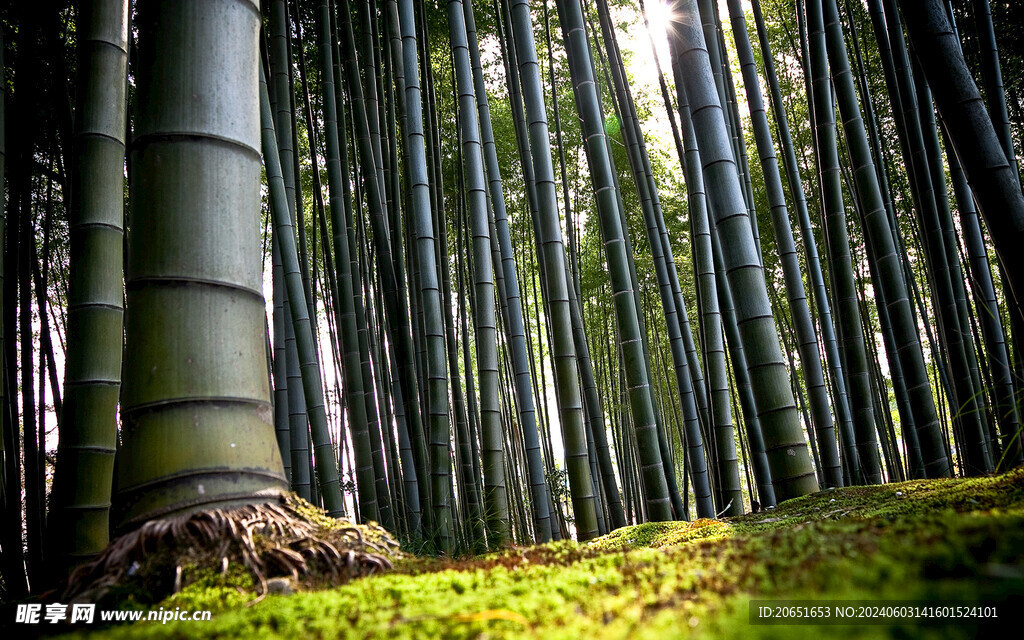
[
  {"x1": 116, "y1": 0, "x2": 288, "y2": 529},
  {"x1": 727, "y1": 0, "x2": 842, "y2": 490}
]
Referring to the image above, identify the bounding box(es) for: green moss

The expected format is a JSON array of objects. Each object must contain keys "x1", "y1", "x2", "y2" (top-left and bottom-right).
[
  {"x1": 61, "y1": 468, "x2": 1024, "y2": 639},
  {"x1": 159, "y1": 584, "x2": 250, "y2": 615},
  {"x1": 156, "y1": 563, "x2": 256, "y2": 613},
  {"x1": 280, "y1": 494, "x2": 404, "y2": 562},
  {"x1": 587, "y1": 518, "x2": 732, "y2": 552}
]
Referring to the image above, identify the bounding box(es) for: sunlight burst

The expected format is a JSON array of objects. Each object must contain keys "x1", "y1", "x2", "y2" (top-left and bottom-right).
[{"x1": 641, "y1": 0, "x2": 675, "y2": 65}]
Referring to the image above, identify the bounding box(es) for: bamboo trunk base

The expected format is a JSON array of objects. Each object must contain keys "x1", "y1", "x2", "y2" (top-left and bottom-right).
[{"x1": 61, "y1": 495, "x2": 401, "y2": 604}]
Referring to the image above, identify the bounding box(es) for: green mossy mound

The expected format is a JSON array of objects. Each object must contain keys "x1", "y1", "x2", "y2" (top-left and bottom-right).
[
  {"x1": 61, "y1": 468, "x2": 1024, "y2": 639},
  {"x1": 587, "y1": 518, "x2": 730, "y2": 552}
]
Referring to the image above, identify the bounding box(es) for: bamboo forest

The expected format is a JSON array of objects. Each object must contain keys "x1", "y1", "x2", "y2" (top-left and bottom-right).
[{"x1": 1, "y1": 0, "x2": 1023, "y2": 637}]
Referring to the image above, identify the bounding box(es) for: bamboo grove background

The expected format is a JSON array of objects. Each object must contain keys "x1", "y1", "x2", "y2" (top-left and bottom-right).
[{"x1": 0, "y1": 0, "x2": 1022, "y2": 596}]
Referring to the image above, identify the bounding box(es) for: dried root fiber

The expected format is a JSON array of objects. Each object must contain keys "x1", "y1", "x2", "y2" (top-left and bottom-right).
[{"x1": 61, "y1": 494, "x2": 401, "y2": 605}]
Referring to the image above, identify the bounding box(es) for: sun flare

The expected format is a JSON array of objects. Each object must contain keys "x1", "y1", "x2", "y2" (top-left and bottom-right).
[{"x1": 642, "y1": 0, "x2": 675, "y2": 60}]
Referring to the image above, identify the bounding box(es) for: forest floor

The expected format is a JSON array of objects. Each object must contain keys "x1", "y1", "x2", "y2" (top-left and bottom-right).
[{"x1": 57, "y1": 467, "x2": 1024, "y2": 639}]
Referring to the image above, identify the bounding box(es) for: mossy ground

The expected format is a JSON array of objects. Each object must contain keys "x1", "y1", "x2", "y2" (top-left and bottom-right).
[{"x1": 59, "y1": 469, "x2": 1024, "y2": 639}]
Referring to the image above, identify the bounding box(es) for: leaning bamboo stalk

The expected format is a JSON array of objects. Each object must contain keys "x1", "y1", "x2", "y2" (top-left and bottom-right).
[
  {"x1": 671, "y1": 0, "x2": 818, "y2": 501},
  {"x1": 755, "y1": 0, "x2": 859, "y2": 483},
  {"x1": 595, "y1": 0, "x2": 713, "y2": 518},
  {"x1": 673, "y1": 80, "x2": 741, "y2": 514},
  {"x1": 671, "y1": 0, "x2": 815, "y2": 499},
  {"x1": 726, "y1": 0, "x2": 842, "y2": 490},
  {"x1": 820, "y1": 0, "x2": 954, "y2": 478},
  {"x1": 805, "y1": 0, "x2": 881, "y2": 483},
  {"x1": 260, "y1": 67, "x2": 345, "y2": 516}
]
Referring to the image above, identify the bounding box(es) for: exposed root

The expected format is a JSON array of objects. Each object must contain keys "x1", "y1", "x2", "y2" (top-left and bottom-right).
[{"x1": 61, "y1": 494, "x2": 401, "y2": 604}]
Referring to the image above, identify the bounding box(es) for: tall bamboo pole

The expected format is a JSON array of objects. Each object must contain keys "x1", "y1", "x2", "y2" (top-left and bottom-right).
[
  {"x1": 464, "y1": 0, "x2": 553, "y2": 541},
  {"x1": 316, "y1": 0, "x2": 381, "y2": 522},
  {"x1": 556, "y1": 0, "x2": 672, "y2": 521},
  {"x1": 507, "y1": 0, "x2": 599, "y2": 539},
  {"x1": 116, "y1": 0, "x2": 289, "y2": 529},
  {"x1": 805, "y1": 0, "x2": 881, "y2": 483},
  {"x1": 51, "y1": 0, "x2": 129, "y2": 568},
  {"x1": 397, "y1": 0, "x2": 452, "y2": 549},
  {"x1": 448, "y1": 0, "x2": 511, "y2": 544}
]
